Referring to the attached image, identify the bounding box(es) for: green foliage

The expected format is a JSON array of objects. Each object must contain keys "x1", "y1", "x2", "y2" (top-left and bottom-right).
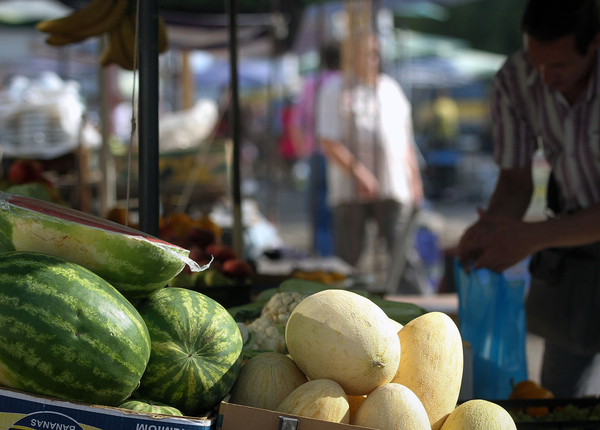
[{"x1": 397, "y1": 0, "x2": 527, "y2": 56}]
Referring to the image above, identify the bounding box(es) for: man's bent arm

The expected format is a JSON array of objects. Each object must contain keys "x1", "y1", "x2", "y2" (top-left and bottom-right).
[{"x1": 486, "y1": 165, "x2": 534, "y2": 219}]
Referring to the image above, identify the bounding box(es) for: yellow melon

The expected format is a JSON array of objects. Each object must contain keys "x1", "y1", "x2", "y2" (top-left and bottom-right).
[
  {"x1": 276, "y1": 379, "x2": 350, "y2": 423},
  {"x1": 285, "y1": 289, "x2": 401, "y2": 395},
  {"x1": 391, "y1": 312, "x2": 463, "y2": 430},
  {"x1": 353, "y1": 383, "x2": 430, "y2": 429},
  {"x1": 440, "y1": 399, "x2": 517, "y2": 430},
  {"x1": 229, "y1": 352, "x2": 308, "y2": 410}
]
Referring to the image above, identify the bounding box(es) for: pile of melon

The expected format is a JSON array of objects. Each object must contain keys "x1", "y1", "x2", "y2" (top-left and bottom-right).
[{"x1": 228, "y1": 289, "x2": 517, "y2": 430}]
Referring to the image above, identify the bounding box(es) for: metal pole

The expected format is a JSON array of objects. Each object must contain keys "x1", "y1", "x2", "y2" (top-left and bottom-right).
[
  {"x1": 138, "y1": 0, "x2": 160, "y2": 237},
  {"x1": 227, "y1": 0, "x2": 244, "y2": 258}
]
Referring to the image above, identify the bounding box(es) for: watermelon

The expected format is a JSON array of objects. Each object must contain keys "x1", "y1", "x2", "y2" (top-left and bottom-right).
[
  {"x1": 136, "y1": 287, "x2": 243, "y2": 416},
  {"x1": 0, "y1": 251, "x2": 151, "y2": 406},
  {"x1": 0, "y1": 192, "x2": 200, "y2": 301},
  {"x1": 118, "y1": 398, "x2": 184, "y2": 416}
]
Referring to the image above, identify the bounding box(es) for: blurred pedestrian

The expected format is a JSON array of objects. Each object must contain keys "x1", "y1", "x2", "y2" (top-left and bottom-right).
[
  {"x1": 288, "y1": 43, "x2": 342, "y2": 256},
  {"x1": 316, "y1": 33, "x2": 431, "y2": 295}
]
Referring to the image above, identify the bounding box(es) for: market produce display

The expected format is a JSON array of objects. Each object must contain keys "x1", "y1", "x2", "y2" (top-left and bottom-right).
[
  {"x1": 152, "y1": 210, "x2": 254, "y2": 289},
  {"x1": 135, "y1": 287, "x2": 243, "y2": 416},
  {"x1": 507, "y1": 401, "x2": 600, "y2": 424},
  {"x1": 0, "y1": 193, "x2": 199, "y2": 301},
  {"x1": 1, "y1": 159, "x2": 65, "y2": 205},
  {"x1": 289, "y1": 269, "x2": 347, "y2": 285},
  {"x1": 508, "y1": 379, "x2": 554, "y2": 417},
  {"x1": 230, "y1": 278, "x2": 427, "y2": 361},
  {"x1": 229, "y1": 352, "x2": 308, "y2": 411},
  {"x1": 0, "y1": 191, "x2": 520, "y2": 428},
  {"x1": 500, "y1": 381, "x2": 600, "y2": 425},
  {"x1": 0, "y1": 251, "x2": 151, "y2": 406},
  {"x1": 225, "y1": 295, "x2": 518, "y2": 430},
  {"x1": 36, "y1": 0, "x2": 169, "y2": 70}
]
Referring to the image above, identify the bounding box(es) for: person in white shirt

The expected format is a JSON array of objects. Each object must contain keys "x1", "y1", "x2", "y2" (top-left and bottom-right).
[{"x1": 316, "y1": 34, "x2": 430, "y2": 295}]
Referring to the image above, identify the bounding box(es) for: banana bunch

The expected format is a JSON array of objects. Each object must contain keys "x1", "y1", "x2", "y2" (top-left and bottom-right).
[
  {"x1": 100, "y1": 11, "x2": 169, "y2": 71},
  {"x1": 36, "y1": 0, "x2": 169, "y2": 71},
  {"x1": 37, "y1": 0, "x2": 129, "y2": 46}
]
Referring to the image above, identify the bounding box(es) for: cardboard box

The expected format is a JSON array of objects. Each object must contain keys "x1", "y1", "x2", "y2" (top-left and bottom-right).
[
  {"x1": 0, "y1": 386, "x2": 215, "y2": 430},
  {"x1": 216, "y1": 399, "x2": 374, "y2": 430}
]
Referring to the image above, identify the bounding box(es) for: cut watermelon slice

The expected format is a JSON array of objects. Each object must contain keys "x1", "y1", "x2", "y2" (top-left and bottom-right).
[{"x1": 0, "y1": 192, "x2": 201, "y2": 301}]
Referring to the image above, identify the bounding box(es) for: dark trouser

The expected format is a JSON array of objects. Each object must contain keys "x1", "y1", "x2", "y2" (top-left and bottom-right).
[
  {"x1": 332, "y1": 200, "x2": 432, "y2": 295},
  {"x1": 308, "y1": 151, "x2": 334, "y2": 256},
  {"x1": 332, "y1": 199, "x2": 401, "y2": 266},
  {"x1": 527, "y1": 242, "x2": 600, "y2": 396},
  {"x1": 541, "y1": 342, "x2": 600, "y2": 398}
]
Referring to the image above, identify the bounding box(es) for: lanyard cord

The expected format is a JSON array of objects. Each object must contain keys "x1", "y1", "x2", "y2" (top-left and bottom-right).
[{"x1": 125, "y1": 0, "x2": 140, "y2": 227}]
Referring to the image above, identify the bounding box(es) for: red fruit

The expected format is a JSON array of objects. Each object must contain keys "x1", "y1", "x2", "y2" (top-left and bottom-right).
[
  {"x1": 7, "y1": 159, "x2": 44, "y2": 184},
  {"x1": 205, "y1": 244, "x2": 237, "y2": 262},
  {"x1": 207, "y1": 259, "x2": 223, "y2": 273},
  {"x1": 222, "y1": 258, "x2": 252, "y2": 278},
  {"x1": 188, "y1": 245, "x2": 208, "y2": 264},
  {"x1": 188, "y1": 227, "x2": 216, "y2": 249},
  {"x1": 160, "y1": 227, "x2": 188, "y2": 248}
]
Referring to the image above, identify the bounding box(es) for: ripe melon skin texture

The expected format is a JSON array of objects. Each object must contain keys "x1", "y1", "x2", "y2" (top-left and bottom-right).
[
  {"x1": 440, "y1": 399, "x2": 517, "y2": 430},
  {"x1": 353, "y1": 383, "x2": 430, "y2": 429},
  {"x1": 391, "y1": 311, "x2": 463, "y2": 430},
  {"x1": 0, "y1": 251, "x2": 151, "y2": 406},
  {"x1": 285, "y1": 289, "x2": 401, "y2": 396},
  {"x1": 229, "y1": 352, "x2": 308, "y2": 410},
  {"x1": 276, "y1": 379, "x2": 350, "y2": 423}
]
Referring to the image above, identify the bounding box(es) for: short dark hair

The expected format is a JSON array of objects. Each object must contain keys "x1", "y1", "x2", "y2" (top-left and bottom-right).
[{"x1": 522, "y1": 0, "x2": 600, "y2": 55}]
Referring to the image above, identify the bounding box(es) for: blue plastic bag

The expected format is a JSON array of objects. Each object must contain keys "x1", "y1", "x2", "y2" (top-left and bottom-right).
[{"x1": 455, "y1": 259, "x2": 528, "y2": 400}]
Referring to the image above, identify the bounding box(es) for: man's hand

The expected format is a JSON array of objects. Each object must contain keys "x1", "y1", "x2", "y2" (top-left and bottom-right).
[
  {"x1": 472, "y1": 211, "x2": 537, "y2": 272},
  {"x1": 458, "y1": 209, "x2": 537, "y2": 273},
  {"x1": 457, "y1": 165, "x2": 536, "y2": 273},
  {"x1": 457, "y1": 208, "x2": 494, "y2": 269}
]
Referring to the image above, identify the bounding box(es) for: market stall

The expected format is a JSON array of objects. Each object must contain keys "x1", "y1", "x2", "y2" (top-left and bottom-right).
[{"x1": 0, "y1": 0, "x2": 594, "y2": 429}]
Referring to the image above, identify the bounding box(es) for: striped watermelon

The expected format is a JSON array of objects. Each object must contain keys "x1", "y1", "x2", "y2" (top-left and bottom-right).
[
  {"x1": 0, "y1": 192, "x2": 200, "y2": 301},
  {"x1": 118, "y1": 398, "x2": 184, "y2": 416},
  {"x1": 136, "y1": 287, "x2": 243, "y2": 416},
  {"x1": 0, "y1": 251, "x2": 151, "y2": 406}
]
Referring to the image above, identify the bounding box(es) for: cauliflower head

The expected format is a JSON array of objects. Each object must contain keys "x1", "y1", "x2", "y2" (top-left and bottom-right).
[
  {"x1": 261, "y1": 291, "x2": 307, "y2": 325},
  {"x1": 246, "y1": 316, "x2": 286, "y2": 353}
]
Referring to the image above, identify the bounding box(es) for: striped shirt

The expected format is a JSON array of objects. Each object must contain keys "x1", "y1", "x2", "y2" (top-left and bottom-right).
[{"x1": 492, "y1": 49, "x2": 600, "y2": 212}]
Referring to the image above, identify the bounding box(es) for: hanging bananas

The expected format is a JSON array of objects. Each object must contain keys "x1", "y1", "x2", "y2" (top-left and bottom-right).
[
  {"x1": 37, "y1": 0, "x2": 129, "y2": 44},
  {"x1": 98, "y1": 11, "x2": 170, "y2": 71},
  {"x1": 37, "y1": 0, "x2": 170, "y2": 71}
]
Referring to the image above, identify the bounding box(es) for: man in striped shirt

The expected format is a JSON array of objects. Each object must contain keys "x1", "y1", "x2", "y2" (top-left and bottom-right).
[{"x1": 458, "y1": 0, "x2": 600, "y2": 397}]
